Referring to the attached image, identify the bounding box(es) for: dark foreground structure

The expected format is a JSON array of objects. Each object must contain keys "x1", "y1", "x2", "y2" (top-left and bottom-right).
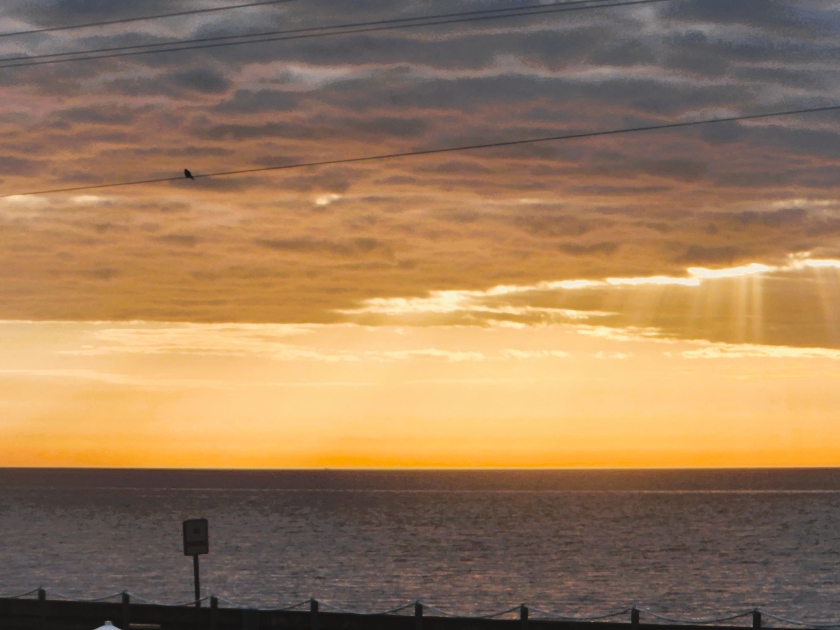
[{"x1": 0, "y1": 594, "x2": 782, "y2": 630}]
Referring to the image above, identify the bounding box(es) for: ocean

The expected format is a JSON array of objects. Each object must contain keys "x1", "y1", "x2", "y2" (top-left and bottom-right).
[{"x1": 1, "y1": 469, "x2": 840, "y2": 624}]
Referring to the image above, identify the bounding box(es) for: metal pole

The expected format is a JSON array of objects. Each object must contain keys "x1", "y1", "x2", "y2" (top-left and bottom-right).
[
  {"x1": 210, "y1": 596, "x2": 219, "y2": 630},
  {"x1": 122, "y1": 591, "x2": 131, "y2": 629},
  {"x1": 193, "y1": 553, "x2": 201, "y2": 608},
  {"x1": 38, "y1": 588, "x2": 46, "y2": 630},
  {"x1": 310, "y1": 598, "x2": 319, "y2": 630},
  {"x1": 520, "y1": 604, "x2": 529, "y2": 630}
]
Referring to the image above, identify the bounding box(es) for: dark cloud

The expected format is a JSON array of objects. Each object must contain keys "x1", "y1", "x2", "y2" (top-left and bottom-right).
[
  {"x1": 169, "y1": 68, "x2": 231, "y2": 94},
  {"x1": 674, "y1": 245, "x2": 741, "y2": 265},
  {"x1": 556, "y1": 242, "x2": 620, "y2": 256},
  {"x1": 638, "y1": 159, "x2": 708, "y2": 182},
  {"x1": 77, "y1": 267, "x2": 120, "y2": 281},
  {"x1": 61, "y1": 106, "x2": 140, "y2": 126},
  {"x1": 1, "y1": 0, "x2": 169, "y2": 27},
  {"x1": 255, "y1": 237, "x2": 395, "y2": 261},
  {"x1": 663, "y1": 0, "x2": 812, "y2": 31},
  {"x1": 2, "y1": 0, "x2": 840, "y2": 337},
  {"x1": 513, "y1": 214, "x2": 604, "y2": 238},
  {"x1": 104, "y1": 67, "x2": 232, "y2": 98},
  {"x1": 214, "y1": 89, "x2": 300, "y2": 114},
  {"x1": 158, "y1": 233, "x2": 198, "y2": 247},
  {"x1": 732, "y1": 208, "x2": 808, "y2": 228},
  {"x1": 0, "y1": 156, "x2": 39, "y2": 175}
]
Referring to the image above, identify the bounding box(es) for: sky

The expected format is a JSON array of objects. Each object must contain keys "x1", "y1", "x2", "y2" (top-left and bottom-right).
[{"x1": 1, "y1": 0, "x2": 840, "y2": 468}]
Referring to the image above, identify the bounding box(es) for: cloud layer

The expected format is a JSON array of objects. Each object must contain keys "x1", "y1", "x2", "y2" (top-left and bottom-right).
[{"x1": 1, "y1": 1, "x2": 840, "y2": 352}]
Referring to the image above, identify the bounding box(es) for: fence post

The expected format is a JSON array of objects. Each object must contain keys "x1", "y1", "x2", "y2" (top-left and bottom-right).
[
  {"x1": 122, "y1": 591, "x2": 130, "y2": 630},
  {"x1": 38, "y1": 588, "x2": 46, "y2": 630},
  {"x1": 210, "y1": 596, "x2": 219, "y2": 630},
  {"x1": 752, "y1": 610, "x2": 761, "y2": 629},
  {"x1": 414, "y1": 602, "x2": 423, "y2": 630},
  {"x1": 520, "y1": 604, "x2": 529, "y2": 630},
  {"x1": 310, "y1": 599, "x2": 319, "y2": 630},
  {"x1": 631, "y1": 607, "x2": 640, "y2": 628}
]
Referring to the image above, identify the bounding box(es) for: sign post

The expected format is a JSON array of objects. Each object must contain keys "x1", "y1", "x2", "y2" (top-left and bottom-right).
[{"x1": 182, "y1": 518, "x2": 209, "y2": 608}]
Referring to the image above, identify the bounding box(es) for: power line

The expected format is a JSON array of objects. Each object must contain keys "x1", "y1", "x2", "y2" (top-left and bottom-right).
[
  {"x1": 0, "y1": 1, "x2": 301, "y2": 39},
  {"x1": 0, "y1": 0, "x2": 648, "y2": 63},
  {"x1": 0, "y1": 0, "x2": 671, "y2": 69},
  {"x1": 0, "y1": 0, "x2": 667, "y2": 68},
  {"x1": 4, "y1": 103, "x2": 839, "y2": 199}
]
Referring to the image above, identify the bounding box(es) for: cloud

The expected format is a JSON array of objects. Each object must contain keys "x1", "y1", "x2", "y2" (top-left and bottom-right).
[
  {"x1": 682, "y1": 343, "x2": 840, "y2": 361},
  {"x1": 575, "y1": 325, "x2": 668, "y2": 344},
  {"x1": 59, "y1": 323, "x2": 348, "y2": 360},
  {"x1": 0, "y1": 368, "x2": 144, "y2": 386},
  {"x1": 372, "y1": 348, "x2": 485, "y2": 362},
  {"x1": 255, "y1": 237, "x2": 395, "y2": 261},
  {"x1": 688, "y1": 263, "x2": 775, "y2": 279},
  {"x1": 607, "y1": 276, "x2": 699, "y2": 287},
  {"x1": 338, "y1": 287, "x2": 610, "y2": 325},
  {"x1": 338, "y1": 254, "x2": 840, "y2": 350},
  {"x1": 501, "y1": 349, "x2": 570, "y2": 360},
  {"x1": 0, "y1": 367, "x2": 229, "y2": 389},
  {"x1": 169, "y1": 68, "x2": 232, "y2": 95},
  {"x1": 2, "y1": 0, "x2": 840, "y2": 335},
  {"x1": 0, "y1": 156, "x2": 39, "y2": 175},
  {"x1": 315, "y1": 193, "x2": 341, "y2": 206},
  {"x1": 594, "y1": 351, "x2": 633, "y2": 360}
]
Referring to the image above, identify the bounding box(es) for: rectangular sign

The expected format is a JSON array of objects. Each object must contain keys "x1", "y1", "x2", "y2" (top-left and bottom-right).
[{"x1": 183, "y1": 518, "x2": 209, "y2": 556}]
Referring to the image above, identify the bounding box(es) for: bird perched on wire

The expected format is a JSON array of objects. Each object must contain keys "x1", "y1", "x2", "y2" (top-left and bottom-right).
[{"x1": 184, "y1": 168, "x2": 195, "y2": 180}]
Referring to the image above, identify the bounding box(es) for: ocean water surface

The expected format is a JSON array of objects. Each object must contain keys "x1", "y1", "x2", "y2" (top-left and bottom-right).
[{"x1": 1, "y1": 469, "x2": 840, "y2": 624}]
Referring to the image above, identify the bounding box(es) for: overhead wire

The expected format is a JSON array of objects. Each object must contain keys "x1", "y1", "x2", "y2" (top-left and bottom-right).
[
  {"x1": 0, "y1": 0, "x2": 301, "y2": 39},
  {"x1": 0, "y1": 0, "x2": 672, "y2": 69},
  {"x1": 4, "y1": 103, "x2": 839, "y2": 198}
]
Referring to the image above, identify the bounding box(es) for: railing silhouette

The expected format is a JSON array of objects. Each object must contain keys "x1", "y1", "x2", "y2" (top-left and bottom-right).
[{"x1": 0, "y1": 588, "x2": 838, "y2": 630}]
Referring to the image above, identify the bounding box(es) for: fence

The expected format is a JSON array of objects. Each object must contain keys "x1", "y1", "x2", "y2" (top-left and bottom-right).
[{"x1": 0, "y1": 589, "x2": 837, "y2": 630}]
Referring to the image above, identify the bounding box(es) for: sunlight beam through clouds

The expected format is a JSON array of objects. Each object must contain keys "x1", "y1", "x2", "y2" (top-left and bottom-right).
[{"x1": 341, "y1": 256, "x2": 840, "y2": 345}]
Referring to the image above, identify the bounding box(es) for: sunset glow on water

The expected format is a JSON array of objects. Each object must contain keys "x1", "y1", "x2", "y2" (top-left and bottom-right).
[{"x1": 3, "y1": 469, "x2": 840, "y2": 619}]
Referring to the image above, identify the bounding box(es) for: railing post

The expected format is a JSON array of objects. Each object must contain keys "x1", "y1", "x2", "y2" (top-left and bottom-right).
[
  {"x1": 210, "y1": 596, "x2": 219, "y2": 630},
  {"x1": 414, "y1": 602, "x2": 423, "y2": 630},
  {"x1": 520, "y1": 604, "x2": 529, "y2": 630},
  {"x1": 38, "y1": 588, "x2": 46, "y2": 630},
  {"x1": 753, "y1": 609, "x2": 762, "y2": 629},
  {"x1": 310, "y1": 598, "x2": 319, "y2": 630},
  {"x1": 122, "y1": 591, "x2": 130, "y2": 630},
  {"x1": 631, "y1": 607, "x2": 640, "y2": 628}
]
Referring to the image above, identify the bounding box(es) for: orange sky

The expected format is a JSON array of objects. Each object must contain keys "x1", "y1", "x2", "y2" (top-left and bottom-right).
[{"x1": 1, "y1": 1, "x2": 840, "y2": 468}]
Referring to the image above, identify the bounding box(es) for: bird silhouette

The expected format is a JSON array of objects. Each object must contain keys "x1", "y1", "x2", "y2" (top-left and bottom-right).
[{"x1": 184, "y1": 168, "x2": 195, "y2": 180}]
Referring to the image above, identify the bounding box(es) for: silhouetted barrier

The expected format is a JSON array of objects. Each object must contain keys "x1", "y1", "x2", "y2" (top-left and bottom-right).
[{"x1": 0, "y1": 590, "x2": 822, "y2": 630}]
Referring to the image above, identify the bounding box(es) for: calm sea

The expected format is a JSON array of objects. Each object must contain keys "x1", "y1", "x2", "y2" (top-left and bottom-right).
[{"x1": 1, "y1": 469, "x2": 840, "y2": 623}]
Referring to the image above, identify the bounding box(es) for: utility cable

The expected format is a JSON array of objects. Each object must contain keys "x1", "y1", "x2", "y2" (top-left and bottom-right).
[
  {"x1": 4, "y1": 103, "x2": 838, "y2": 199},
  {"x1": 0, "y1": 0, "x2": 301, "y2": 39},
  {"x1": 0, "y1": 0, "x2": 671, "y2": 69},
  {"x1": 0, "y1": 0, "x2": 665, "y2": 64}
]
